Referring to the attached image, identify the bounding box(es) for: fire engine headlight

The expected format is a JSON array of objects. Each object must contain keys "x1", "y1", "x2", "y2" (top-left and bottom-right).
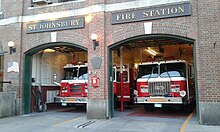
[
  {"x1": 61, "y1": 86, "x2": 68, "y2": 92},
  {"x1": 171, "y1": 88, "x2": 180, "y2": 92},
  {"x1": 62, "y1": 86, "x2": 67, "y2": 90},
  {"x1": 62, "y1": 90, "x2": 67, "y2": 92},
  {"x1": 180, "y1": 90, "x2": 186, "y2": 97},
  {"x1": 141, "y1": 88, "x2": 148, "y2": 93},
  {"x1": 85, "y1": 89, "x2": 88, "y2": 93},
  {"x1": 171, "y1": 86, "x2": 180, "y2": 92}
]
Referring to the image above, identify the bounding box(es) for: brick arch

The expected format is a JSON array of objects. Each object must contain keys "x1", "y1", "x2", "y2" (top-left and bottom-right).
[
  {"x1": 107, "y1": 33, "x2": 196, "y2": 118},
  {"x1": 153, "y1": 22, "x2": 191, "y2": 37},
  {"x1": 26, "y1": 32, "x2": 88, "y2": 52},
  {"x1": 24, "y1": 41, "x2": 87, "y2": 55},
  {"x1": 107, "y1": 21, "x2": 195, "y2": 47},
  {"x1": 107, "y1": 23, "x2": 145, "y2": 46},
  {"x1": 22, "y1": 42, "x2": 87, "y2": 114},
  {"x1": 108, "y1": 34, "x2": 194, "y2": 49}
]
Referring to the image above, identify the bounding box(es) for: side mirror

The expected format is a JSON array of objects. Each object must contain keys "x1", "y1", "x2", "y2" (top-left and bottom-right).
[
  {"x1": 53, "y1": 74, "x2": 57, "y2": 81},
  {"x1": 32, "y1": 78, "x2": 35, "y2": 83}
]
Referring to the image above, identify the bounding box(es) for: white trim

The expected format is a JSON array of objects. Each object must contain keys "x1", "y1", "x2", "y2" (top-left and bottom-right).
[
  {"x1": 144, "y1": 22, "x2": 152, "y2": 34},
  {"x1": 31, "y1": 84, "x2": 59, "y2": 86},
  {"x1": 51, "y1": 32, "x2": 57, "y2": 42},
  {"x1": 0, "y1": 0, "x2": 189, "y2": 26},
  {"x1": 24, "y1": 4, "x2": 105, "y2": 23},
  {"x1": 138, "y1": 59, "x2": 187, "y2": 65},
  {"x1": 137, "y1": 77, "x2": 186, "y2": 82},
  {"x1": 28, "y1": 0, "x2": 86, "y2": 10},
  {"x1": 117, "y1": 96, "x2": 130, "y2": 98},
  {"x1": 105, "y1": 0, "x2": 187, "y2": 12},
  {"x1": 61, "y1": 80, "x2": 88, "y2": 84}
]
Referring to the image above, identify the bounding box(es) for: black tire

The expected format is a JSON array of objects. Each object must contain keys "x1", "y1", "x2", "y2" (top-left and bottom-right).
[{"x1": 114, "y1": 94, "x2": 120, "y2": 109}]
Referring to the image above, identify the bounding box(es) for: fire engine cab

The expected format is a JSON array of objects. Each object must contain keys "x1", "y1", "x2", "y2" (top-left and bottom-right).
[
  {"x1": 54, "y1": 63, "x2": 88, "y2": 106},
  {"x1": 113, "y1": 65, "x2": 135, "y2": 103},
  {"x1": 135, "y1": 58, "x2": 195, "y2": 108}
]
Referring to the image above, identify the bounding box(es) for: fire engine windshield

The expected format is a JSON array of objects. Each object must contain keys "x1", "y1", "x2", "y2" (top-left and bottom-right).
[
  {"x1": 63, "y1": 67, "x2": 88, "y2": 80},
  {"x1": 112, "y1": 68, "x2": 116, "y2": 81},
  {"x1": 160, "y1": 62, "x2": 186, "y2": 77},
  {"x1": 116, "y1": 71, "x2": 128, "y2": 82},
  {"x1": 78, "y1": 67, "x2": 88, "y2": 80},
  {"x1": 138, "y1": 64, "x2": 159, "y2": 78},
  {"x1": 63, "y1": 67, "x2": 78, "y2": 80}
]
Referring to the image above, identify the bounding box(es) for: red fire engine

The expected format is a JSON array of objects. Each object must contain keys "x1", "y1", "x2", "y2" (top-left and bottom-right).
[
  {"x1": 135, "y1": 58, "x2": 195, "y2": 108},
  {"x1": 54, "y1": 63, "x2": 88, "y2": 106},
  {"x1": 113, "y1": 65, "x2": 135, "y2": 104}
]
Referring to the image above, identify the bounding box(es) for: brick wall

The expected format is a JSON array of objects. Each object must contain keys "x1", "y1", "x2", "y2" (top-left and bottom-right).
[
  {"x1": 0, "y1": 0, "x2": 220, "y2": 123},
  {"x1": 197, "y1": 0, "x2": 220, "y2": 124},
  {"x1": 197, "y1": 0, "x2": 220, "y2": 102}
]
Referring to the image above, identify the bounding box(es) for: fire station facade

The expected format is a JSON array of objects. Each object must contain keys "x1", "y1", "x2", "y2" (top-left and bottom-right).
[{"x1": 0, "y1": 0, "x2": 219, "y2": 125}]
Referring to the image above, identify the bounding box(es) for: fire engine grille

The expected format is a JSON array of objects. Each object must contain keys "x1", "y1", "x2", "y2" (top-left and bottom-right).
[
  {"x1": 70, "y1": 85, "x2": 82, "y2": 93},
  {"x1": 149, "y1": 81, "x2": 170, "y2": 96}
]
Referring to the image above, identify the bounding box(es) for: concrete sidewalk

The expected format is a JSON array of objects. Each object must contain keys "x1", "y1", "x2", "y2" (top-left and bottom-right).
[
  {"x1": 0, "y1": 107, "x2": 219, "y2": 132},
  {"x1": 185, "y1": 114, "x2": 220, "y2": 132}
]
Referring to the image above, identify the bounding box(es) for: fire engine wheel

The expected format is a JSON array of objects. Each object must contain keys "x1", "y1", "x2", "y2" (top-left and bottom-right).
[
  {"x1": 182, "y1": 104, "x2": 195, "y2": 113},
  {"x1": 114, "y1": 94, "x2": 120, "y2": 109},
  {"x1": 39, "y1": 104, "x2": 47, "y2": 112}
]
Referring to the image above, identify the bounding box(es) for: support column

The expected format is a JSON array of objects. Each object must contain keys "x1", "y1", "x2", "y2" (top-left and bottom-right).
[{"x1": 86, "y1": 0, "x2": 108, "y2": 119}]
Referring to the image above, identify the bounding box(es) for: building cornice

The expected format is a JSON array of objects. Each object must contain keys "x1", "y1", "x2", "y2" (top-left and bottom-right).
[{"x1": 0, "y1": 0, "x2": 188, "y2": 26}]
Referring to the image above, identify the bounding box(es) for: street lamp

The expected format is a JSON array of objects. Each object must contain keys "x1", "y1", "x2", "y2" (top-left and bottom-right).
[
  {"x1": 8, "y1": 41, "x2": 16, "y2": 54},
  {"x1": 91, "y1": 34, "x2": 99, "y2": 50}
]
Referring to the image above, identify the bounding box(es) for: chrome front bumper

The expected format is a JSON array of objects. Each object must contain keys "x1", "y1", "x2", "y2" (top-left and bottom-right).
[
  {"x1": 54, "y1": 96, "x2": 87, "y2": 104},
  {"x1": 135, "y1": 97, "x2": 184, "y2": 104}
]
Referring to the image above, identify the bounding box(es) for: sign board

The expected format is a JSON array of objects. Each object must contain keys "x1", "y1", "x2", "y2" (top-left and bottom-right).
[
  {"x1": 91, "y1": 57, "x2": 102, "y2": 69},
  {"x1": 26, "y1": 17, "x2": 84, "y2": 33},
  {"x1": 112, "y1": 2, "x2": 191, "y2": 24},
  {"x1": 7, "y1": 62, "x2": 19, "y2": 73},
  {"x1": 7, "y1": 62, "x2": 19, "y2": 79}
]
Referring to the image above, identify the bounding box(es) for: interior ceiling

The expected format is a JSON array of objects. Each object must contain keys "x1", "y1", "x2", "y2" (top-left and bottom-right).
[
  {"x1": 112, "y1": 37, "x2": 194, "y2": 64},
  {"x1": 112, "y1": 37, "x2": 190, "y2": 51},
  {"x1": 43, "y1": 46, "x2": 86, "y2": 53}
]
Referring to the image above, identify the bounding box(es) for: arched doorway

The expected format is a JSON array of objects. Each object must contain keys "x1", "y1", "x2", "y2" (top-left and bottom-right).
[
  {"x1": 22, "y1": 42, "x2": 87, "y2": 114},
  {"x1": 108, "y1": 34, "x2": 198, "y2": 118}
]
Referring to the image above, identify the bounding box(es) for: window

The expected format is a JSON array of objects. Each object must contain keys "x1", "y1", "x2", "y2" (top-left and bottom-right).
[
  {"x1": 78, "y1": 67, "x2": 88, "y2": 80},
  {"x1": 112, "y1": 68, "x2": 115, "y2": 81},
  {"x1": 116, "y1": 71, "x2": 128, "y2": 82},
  {"x1": 138, "y1": 64, "x2": 159, "y2": 78},
  {"x1": 188, "y1": 64, "x2": 194, "y2": 78},
  {"x1": 160, "y1": 62, "x2": 186, "y2": 77},
  {"x1": 58, "y1": 0, "x2": 77, "y2": 2},
  {"x1": 63, "y1": 67, "x2": 78, "y2": 80}
]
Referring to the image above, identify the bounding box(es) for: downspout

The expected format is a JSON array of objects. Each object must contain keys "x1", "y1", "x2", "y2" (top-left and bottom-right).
[
  {"x1": 186, "y1": 63, "x2": 190, "y2": 104},
  {"x1": 103, "y1": 1, "x2": 108, "y2": 118},
  {"x1": 18, "y1": 0, "x2": 25, "y2": 99},
  {"x1": 195, "y1": 0, "x2": 200, "y2": 123}
]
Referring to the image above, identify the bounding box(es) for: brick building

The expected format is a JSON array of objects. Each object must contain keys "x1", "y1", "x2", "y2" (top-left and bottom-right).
[{"x1": 0, "y1": 0, "x2": 219, "y2": 125}]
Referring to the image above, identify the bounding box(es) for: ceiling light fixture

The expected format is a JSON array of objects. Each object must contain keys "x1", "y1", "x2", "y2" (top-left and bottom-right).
[
  {"x1": 146, "y1": 47, "x2": 157, "y2": 56},
  {"x1": 44, "y1": 49, "x2": 55, "y2": 53}
]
